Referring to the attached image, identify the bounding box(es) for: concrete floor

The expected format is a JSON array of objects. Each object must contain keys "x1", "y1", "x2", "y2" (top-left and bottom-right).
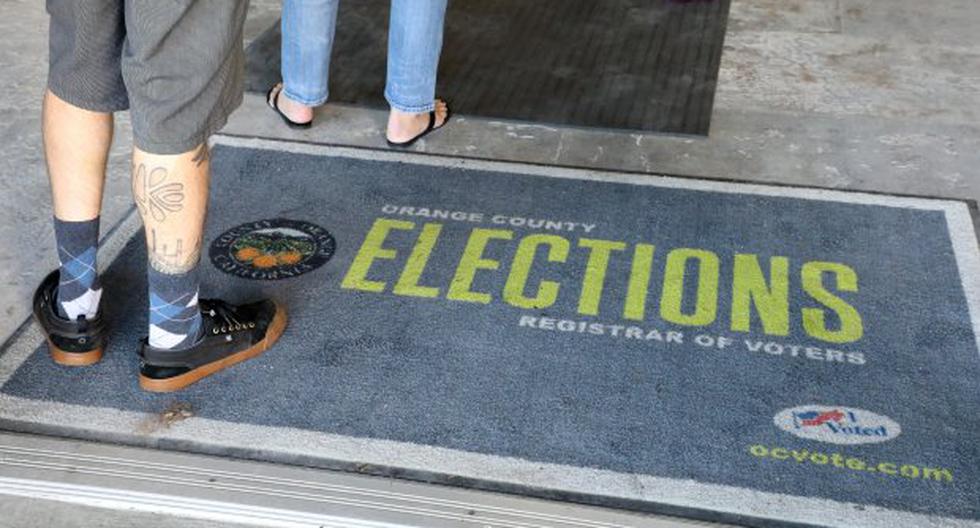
[
  {"x1": 0, "y1": 496, "x2": 255, "y2": 528},
  {"x1": 225, "y1": 0, "x2": 980, "y2": 206},
  {"x1": 0, "y1": 0, "x2": 977, "y2": 524}
]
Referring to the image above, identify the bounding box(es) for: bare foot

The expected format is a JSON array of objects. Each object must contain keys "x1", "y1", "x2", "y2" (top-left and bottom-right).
[
  {"x1": 268, "y1": 83, "x2": 314, "y2": 124},
  {"x1": 386, "y1": 99, "x2": 450, "y2": 144}
]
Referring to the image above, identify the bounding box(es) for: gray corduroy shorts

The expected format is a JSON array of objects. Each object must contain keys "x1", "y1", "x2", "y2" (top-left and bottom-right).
[{"x1": 46, "y1": 0, "x2": 249, "y2": 154}]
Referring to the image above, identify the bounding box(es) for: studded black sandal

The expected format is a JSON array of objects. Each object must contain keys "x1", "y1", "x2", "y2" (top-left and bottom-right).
[{"x1": 138, "y1": 298, "x2": 287, "y2": 393}]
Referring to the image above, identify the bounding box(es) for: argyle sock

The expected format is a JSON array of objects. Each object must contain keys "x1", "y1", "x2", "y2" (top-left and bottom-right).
[
  {"x1": 147, "y1": 266, "x2": 203, "y2": 350},
  {"x1": 54, "y1": 217, "x2": 102, "y2": 320}
]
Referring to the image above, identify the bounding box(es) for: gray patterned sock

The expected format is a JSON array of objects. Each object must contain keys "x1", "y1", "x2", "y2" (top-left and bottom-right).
[
  {"x1": 147, "y1": 266, "x2": 203, "y2": 350},
  {"x1": 54, "y1": 217, "x2": 102, "y2": 320}
]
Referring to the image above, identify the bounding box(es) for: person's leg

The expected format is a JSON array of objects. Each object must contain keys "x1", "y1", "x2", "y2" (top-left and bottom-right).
[
  {"x1": 133, "y1": 144, "x2": 208, "y2": 349},
  {"x1": 122, "y1": 0, "x2": 248, "y2": 351},
  {"x1": 384, "y1": 0, "x2": 450, "y2": 143},
  {"x1": 42, "y1": 0, "x2": 128, "y2": 328},
  {"x1": 44, "y1": 91, "x2": 112, "y2": 223},
  {"x1": 134, "y1": 144, "x2": 285, "y2": 389},
  {"x1": 124, "y1": 0, "x2": 286, "y2": 392},
  {"x1": 43, "y1": 90, "x2": 113, "y2": 320},
  {"x1": 274, "y1": 0, "x2": 341, "y2": 123}
]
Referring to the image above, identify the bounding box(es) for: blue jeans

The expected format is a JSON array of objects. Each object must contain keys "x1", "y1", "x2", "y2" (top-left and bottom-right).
[{"x1": 281, "y1": 0, "x2": 447, "y2": 113}]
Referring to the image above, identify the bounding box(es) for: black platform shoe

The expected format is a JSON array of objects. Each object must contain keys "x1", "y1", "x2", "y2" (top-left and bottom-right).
[{"x1": 32, "y1": 270, "x2": 107, "y2": 366}]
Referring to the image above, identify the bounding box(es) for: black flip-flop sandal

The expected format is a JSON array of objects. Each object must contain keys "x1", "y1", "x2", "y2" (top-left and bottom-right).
[
  {"x1": 386, "y1": 100, "x2": 451, "y2": 148},
  {"x1": 266, "y1": 83, "x2": 313, "y2": 130}
]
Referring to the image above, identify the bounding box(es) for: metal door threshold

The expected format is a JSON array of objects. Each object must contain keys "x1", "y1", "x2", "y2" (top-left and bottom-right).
[{"x1": 0, "y1": 431, "x2": 728, "y2": 528}]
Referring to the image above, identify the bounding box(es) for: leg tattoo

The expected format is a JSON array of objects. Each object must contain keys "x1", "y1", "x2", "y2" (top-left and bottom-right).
[
  {"x1": 133, "y1": 163, "x2": 185, "y2": 222},
  {"x1": 148, "y1": 228, "x2": 201, "y2": 275}
]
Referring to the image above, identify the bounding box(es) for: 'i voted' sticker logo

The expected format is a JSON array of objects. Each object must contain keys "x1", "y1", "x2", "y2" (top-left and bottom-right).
[{"x1": 774, "y1": 405, "x2": 901, "y2": 445}]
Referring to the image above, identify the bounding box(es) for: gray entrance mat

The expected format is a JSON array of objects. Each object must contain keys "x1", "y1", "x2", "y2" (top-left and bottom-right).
[
  {"x1": 2, "y1": 136, "x2": 979, "y2": 527},
  {"x1": 245, "y1": 0, "x2": 730, "y2": 135}
]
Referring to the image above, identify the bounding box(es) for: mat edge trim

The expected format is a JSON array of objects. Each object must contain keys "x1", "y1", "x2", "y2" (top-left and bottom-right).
[{"x1": 0, "y1": 136, "x2": 977, "y2": 528}]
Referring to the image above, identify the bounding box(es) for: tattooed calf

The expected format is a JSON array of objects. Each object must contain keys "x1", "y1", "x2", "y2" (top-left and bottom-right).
[
  {"x1": 134, "y1": 164, "x2": 184, "y2": 222},
  {"x1": 148, "y1": 228, "x2": 201, "y2": 274}
]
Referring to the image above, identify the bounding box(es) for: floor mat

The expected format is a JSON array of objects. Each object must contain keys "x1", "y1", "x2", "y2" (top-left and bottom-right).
[
  {"x1": 2, "y1": 137, "x2": 979, "y2": 527},
  {"x1": 245, "y1": 0, "x2": 731, "y2": 135}
]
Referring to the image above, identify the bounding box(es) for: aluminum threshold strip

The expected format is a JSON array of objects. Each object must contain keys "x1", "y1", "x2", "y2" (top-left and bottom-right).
[{"x1": 0, "y1": 431, "x2": 727, "y2": 528}]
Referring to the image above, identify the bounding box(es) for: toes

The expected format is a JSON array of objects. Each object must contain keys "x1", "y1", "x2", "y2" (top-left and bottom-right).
[
  {"x1": 434, "y1": 100, "x2": 450, "y2": 127},
  {"x1": 268, "y1": 83, "x2": 283, "y2": 108}
]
